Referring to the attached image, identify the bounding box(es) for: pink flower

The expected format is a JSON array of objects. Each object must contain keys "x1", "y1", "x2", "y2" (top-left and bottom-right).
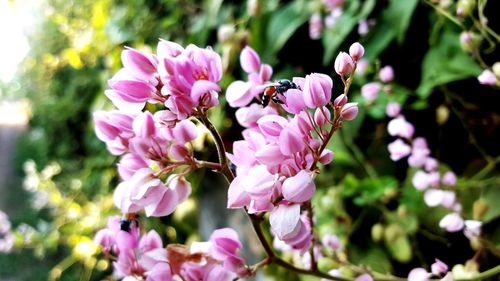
[
  {"x1": 408, "y1": 268, "x2": 429, "y2": 281},
  {"x1": 349, "y1": 42, "x2": 365, "y2": 61},
  {"x1": 107, "y1": 70, "x2": 156, "y2": 112},
  {"x1": 424, "y1": 189, "x2": 456, "y2": 208},
  {"x1": 478, "y1": 70, "x2": 497, "y2": 85},
  {"x1": 279, "y1": 127, "x2": 307, "y2": 155},
  {"x1": 388, "y1": 139, "x2": 411, "y2": 161},
  {"x1": 333, "y1": 94, "x2": 347, "y2": 108},
  {"x1": 431, "y1": 259, "x2": 448, "y2": 276},
  {"x1": 324, "y1": 8, "x2": 343, "y2": 28},
  {"x1": 386, "y1": 102, "x2": 401, "y2": 117},
  {"x1": 283, "y1": 89, "x2": 307, "y2": 114},
  {"x1": 361, "y1": 82, "x2": 381, "y2": 102},
  {"x1": 117, "y1": 154, "x2": 149, "y2": 180},
  {"x1": 387, "y1": 116, "x2": 414, "y2": 139},
  {"x1": 323, "y1": 0, "x2": 344, "y2": 11},
  {"x1": 379, "y1": 65, "x2": 394, "y2": 83},
  {"x1": 145, "y1": 175, "x2": 191, "y2": 217},
  {"x1": 303, "y1": 73, "x2": 333, "y2": 108},
  {"x1": 439, "y1": 213, "x2": 464, "y2": 232},
  {"x1": 209, "y1": 228, "x2": 245, "y2": 272},
  {"x1": 309, "y1": 13, "x2": 322, "y2": 40},
  {"x1": 93, "y1": 111, "x2": 135, "y2": 155},
  {"x1": 240, "y1": 46, "x2": 261, "y2": 74},
  {"x1": 321, "y1": 234, "x2": 340, "y2": 250},
  {"x1": 270, "y1": 204, "x2": 312, "y2": 252},
  {"x1": 281, "y1": 170, "x2": 316, "y2": 203},
  {"x1": 355, "y1": 274, "x2": 374, "y2": 281},
  {"x1": 334, "y1": 52, "x2": 354, "y2": 76}
]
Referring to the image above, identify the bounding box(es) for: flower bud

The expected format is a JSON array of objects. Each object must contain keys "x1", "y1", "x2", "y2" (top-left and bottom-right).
[
  {"x1": 333, "y1": 94, "x2": 347, "y2": 108},
  {"x1": 408, "y1": 268, "x2": 429, "y2": 281},
  {"x1": 386, "y1": 102, "x2": 401, "y2": 117},
  {"x1": 361, "y1": 82, "x2": 381, "y2": 102},
  {"x1": 349, "y1": 42, "x2": 364, "y2": 61},
  {"x1": 303, "y1": 73, "x2": 333, "y2": 108},
  {"x1": 334, "y1": 52, "x2": 354, "y2": 76},
  {"x1": 309, "y1": 13, "x2": 322, "y2": 40},
  {"x1": 478, "y1": 69, "x2": 497, "y2": 86},
  {"x1": 456, "y1": 0, "x2": 476, "y2": 17},
  {"x1": 340, "y1": 102, "x2": 358, "y2": 120},
  {"x1": 379, "y1": 65, "x2": 394, "y2": 83}
]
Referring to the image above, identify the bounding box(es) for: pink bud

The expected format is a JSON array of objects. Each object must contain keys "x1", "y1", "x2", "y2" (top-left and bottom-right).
[
  {"x1": 386, "y1": 102, "x2": 401, "y2": 117},
  {"x1": 240, "y1": 46, "x2": 261, "y2": 74},
  {"x1": 227, "y1": 177, "x2": 251, "y2": 209},
  {"x1": 442, "y1": 171, "x2": 457, "y2": 186},
  {"x1": 303, "y1": 73, "x2": 333, "y2": 108},
  {"x1": 259, "y1": 64, "x2": 273, "y2": 82},
  {"x1": 349, "y1": 42, "x2": 365, "y2": 61},
  {"x1": 334, "y1": 52, "x2": 354, "y2": 76},
  {"x1": 319, "y1": 149, "x2": 334, "y2": 165},
  {"x1": 314, "y1": 107, "x2": 331, "y2": 127},
  {"x1": 340, "y1": 102, "x2": 358, "y2": 120},
  {"x1": 139, "y1": 230, "x2": 163, "y2": 252},
  {"x1": 387, "y1": 116, "x2": 414, "y2": 139},
  {"x1": 255, "y1": 144, "x2": 285, "y2": 166},
  {"x1": 439, "y1": 212, "x2": 464, "y2": 232},
  {"x1": 133, "y1": 111, "x2": 156, "y2": 138},
  {"x1": 408, "y1": 268, "x2": 429, "y2": 281},
  {"x1": 355, "y1": 274, "x2": 373, "y2": 281},
  {"x1": 333, "y1": 94, "x2": 347, "y2": 108},
  {"x1": 478, "y1": 69, "x2": 497, "y2": 85},
  {"x1": 424, "y1": 157, "x2": 438, "y2": 172},
  {"x1": 281, "y1": 170, "x2": 316, "y2": 203},
  {"x1": 431, "y1": 259, "x2": 448, "y2": 276},
  {"x1": 118, "y1": 154, "x2": 148, "y2": 180},
  {"x1": 361, "y1": 82, "x2": 381, "y2": 102},
  {"x1": 464, "y1": 220, "x2": 482, "y2": 238},
  {"x1": 190, "y1": 80, "x2": 221, "y2": 107},
  {"x1": 169, "y1": 144, "x2": 190, "y2": 161},
  {"x1": 379, "y1": 66, "x2": 394, "y2": 83},
  {"x1": 270, "y1": 204, "x2": 301, "y2": 240}
]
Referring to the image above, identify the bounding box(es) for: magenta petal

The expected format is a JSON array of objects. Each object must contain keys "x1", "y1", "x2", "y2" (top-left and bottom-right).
[
  {"x1": 109, "y1": 80, "x2": 154, "y2": 102},
  {"x1": 226, "y1": 80, "x2": 253, "y2": 108},
  {"x1": 144, "y1": 187, "x2": 178, "y2": 217},
  {"x1": 259, "y1": 64, "x2": 273, "y2": 81},
  {"x1": 408, "y1": 268, "x2": 429, "y2": 281},
  {"x1": 439, "y1": 213, "x2": 464, "y2": 232},
  {"x1": 241, "y1": 165, "x2": 276, "y2": 198},
  {"x1": 121, "y1": 47, "x2": 157, "y2": 81},
  {"x1": 139, "y1": 230, "x2": 163, "y2": 252},
  {"x1": 303, "y1": 73, "x2": 333, "y2": 108},
  {"x1": 257, "y1": 115, "x2": 288, "y2": 138},
  {"x1": 157, "y1": 39, "x2": 184, "y2": 58},
  {"x1": 227, "y1": 177, "x2": 251, "y2": 208},
  {"x1": 240, "y1": 46, "x2": 261, "y2": 74},
  {"x1": 133, "y1": 111, "x2": 156, "y2": 138},
  {"x1": 255, "y1": 144, "x2": 285, "y2": 165},
  {"x1": 169, "y1": 144, "x2": 190, "y2": 161},
  {"x1": 190, "y1": 80, "x2": 221, "y2": 104},
  {"x1": 279, "y1": 127, "x2": 306, "y2": 155},
  {"x1": 281, "y1": 170, "x2": 315, "y2": 203},
  {"x1": 105, "y1": 90, "x2": 146, "y2": 112}
]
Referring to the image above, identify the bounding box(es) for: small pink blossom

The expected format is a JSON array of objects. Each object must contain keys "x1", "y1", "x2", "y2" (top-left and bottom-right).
[
  {"x1": 226, "y1": 80, "x2": 254, "y2": 108},
  {"x1": 442, "y1": 171, "x2": 457, "y2": 186},
  {"x1": 303, "y1": 73, "x2": 333, "y2": 108},
  {"x1": 412, "y1": 170, "x2": 430, "y2": 190},
  {"x1": 349, "y1": 42, "x2": 365, "y2": 61},
  {"x1": 387, "y1": 116, "x2": 414, "y2": 139},
  {"x1": 334, "y1": 94, "x2": 347, "y2": 108},
  {"x1": 464, "y1": 220, "x2": 482, "y2": 238},
  {"x1": 431, "y1": 259, "x2": 448, "y2": 276},
  {"x1": 439, "y1": 213, "x2": 464, "y2": 232},
  {"x1": 283, "y1": 89, "x2": 307, "y2": 114},
  {"x1": 324, "y1": 8, "x2": 343, "y2": 28},
  {"x1": 355, "y1": 274, "x2": 374, "y2": 281},
  {"x1": 340, "y1": 102, "x2": 359, "y2": 120},
  {"x1": 386, "y1": 102, "x2": 401, "y2": 117},
  {"x1": 321, "y1": 234, "x2": 340, "y2": 250},
  {"x1": 388, "y1": 139, "x2": 411, "y2": 161},
  {"x1": 408, "y1": 268, "x2": 429, "y2": 281},
  {"x1": 361, "y1": 82, "x2": 381, "y2": 102},
  {"x1": 281, "y1": 170, "x2": 316, "y2": 203},
  {"x1": 379, "y1": 65, "x2": 394, "y2": 83},
  {"x1": 121, "y1": 47, "x2": 157, "y2": 82}
]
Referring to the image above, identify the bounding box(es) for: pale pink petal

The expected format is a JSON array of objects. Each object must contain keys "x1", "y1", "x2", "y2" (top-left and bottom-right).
[{"x1": 281, "y1": 170, "x2": 316, "y2": 203}]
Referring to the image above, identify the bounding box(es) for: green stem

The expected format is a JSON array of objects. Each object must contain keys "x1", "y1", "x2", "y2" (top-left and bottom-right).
[{"x1": 455, "y1": 264, "x2": 500, "y2": 281}]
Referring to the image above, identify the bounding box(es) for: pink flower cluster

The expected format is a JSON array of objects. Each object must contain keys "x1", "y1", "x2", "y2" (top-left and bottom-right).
[
  {"x1": 95, "y1": 217, "x2": 248, "y2": 280},
  {"x1": 408, "y1": 259, "x2": 450, "y2": 281},
  {"x1": 0, "y1": 210, "x2": 14, "y2": 253},
  {"x1": 386, "y1": 103, "x2": 481, "y2": 237},
  {"x1": 225, "y1": 45, "x2": 361, "y2": 252},
  {"x1": 105, "y1": 40, "x2": 222, "y2": 119},
  {"x1": 94, "y1": 110, "x2": 197, "y2": 217}
]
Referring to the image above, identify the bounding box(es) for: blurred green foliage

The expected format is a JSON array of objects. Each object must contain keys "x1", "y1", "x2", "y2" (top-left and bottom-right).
[{"x1": 0, "y1": 0, "x2": 499, "y2": 280}]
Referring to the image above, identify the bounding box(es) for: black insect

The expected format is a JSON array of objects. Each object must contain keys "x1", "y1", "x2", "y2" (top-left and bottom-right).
[
  {"x1": 120, "y1": 213, "x2": 139, "y2": 232},
  {"x1": 260, "y1": 79, "x2": 299, "y2": 107}
]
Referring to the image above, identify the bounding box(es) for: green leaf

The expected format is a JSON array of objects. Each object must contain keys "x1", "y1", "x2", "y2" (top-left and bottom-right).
[
  {"x1": 417, "y1": 29, "x2": 482, "y2": 97},
  {"x1": 350, "y1": 244, "x2": 393, "y2": 273},
  {"x1": 266, "y1": 2, "x2": 309, "y2": 55},
  {"x1": 322, "y1": 0, "x2": 375, "y2": 65},
  {"x1": 363, "y1": 0, "x2": 419, "y2": 60}
]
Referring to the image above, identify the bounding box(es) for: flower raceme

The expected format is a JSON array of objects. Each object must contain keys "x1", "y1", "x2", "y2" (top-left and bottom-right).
[{"x1": 226, "y1": 44, "x2": 362, "y2": 251}]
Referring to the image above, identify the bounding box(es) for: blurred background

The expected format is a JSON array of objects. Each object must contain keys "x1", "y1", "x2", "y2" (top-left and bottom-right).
[{"x1": 0, "y1": 0, "x2": 499, "y2": 280}]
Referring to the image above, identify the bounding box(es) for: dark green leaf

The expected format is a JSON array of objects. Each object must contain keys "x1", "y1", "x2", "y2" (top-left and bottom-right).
[{"x1": 266, "y1": 2, "x2": 309, "y2": 55}]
